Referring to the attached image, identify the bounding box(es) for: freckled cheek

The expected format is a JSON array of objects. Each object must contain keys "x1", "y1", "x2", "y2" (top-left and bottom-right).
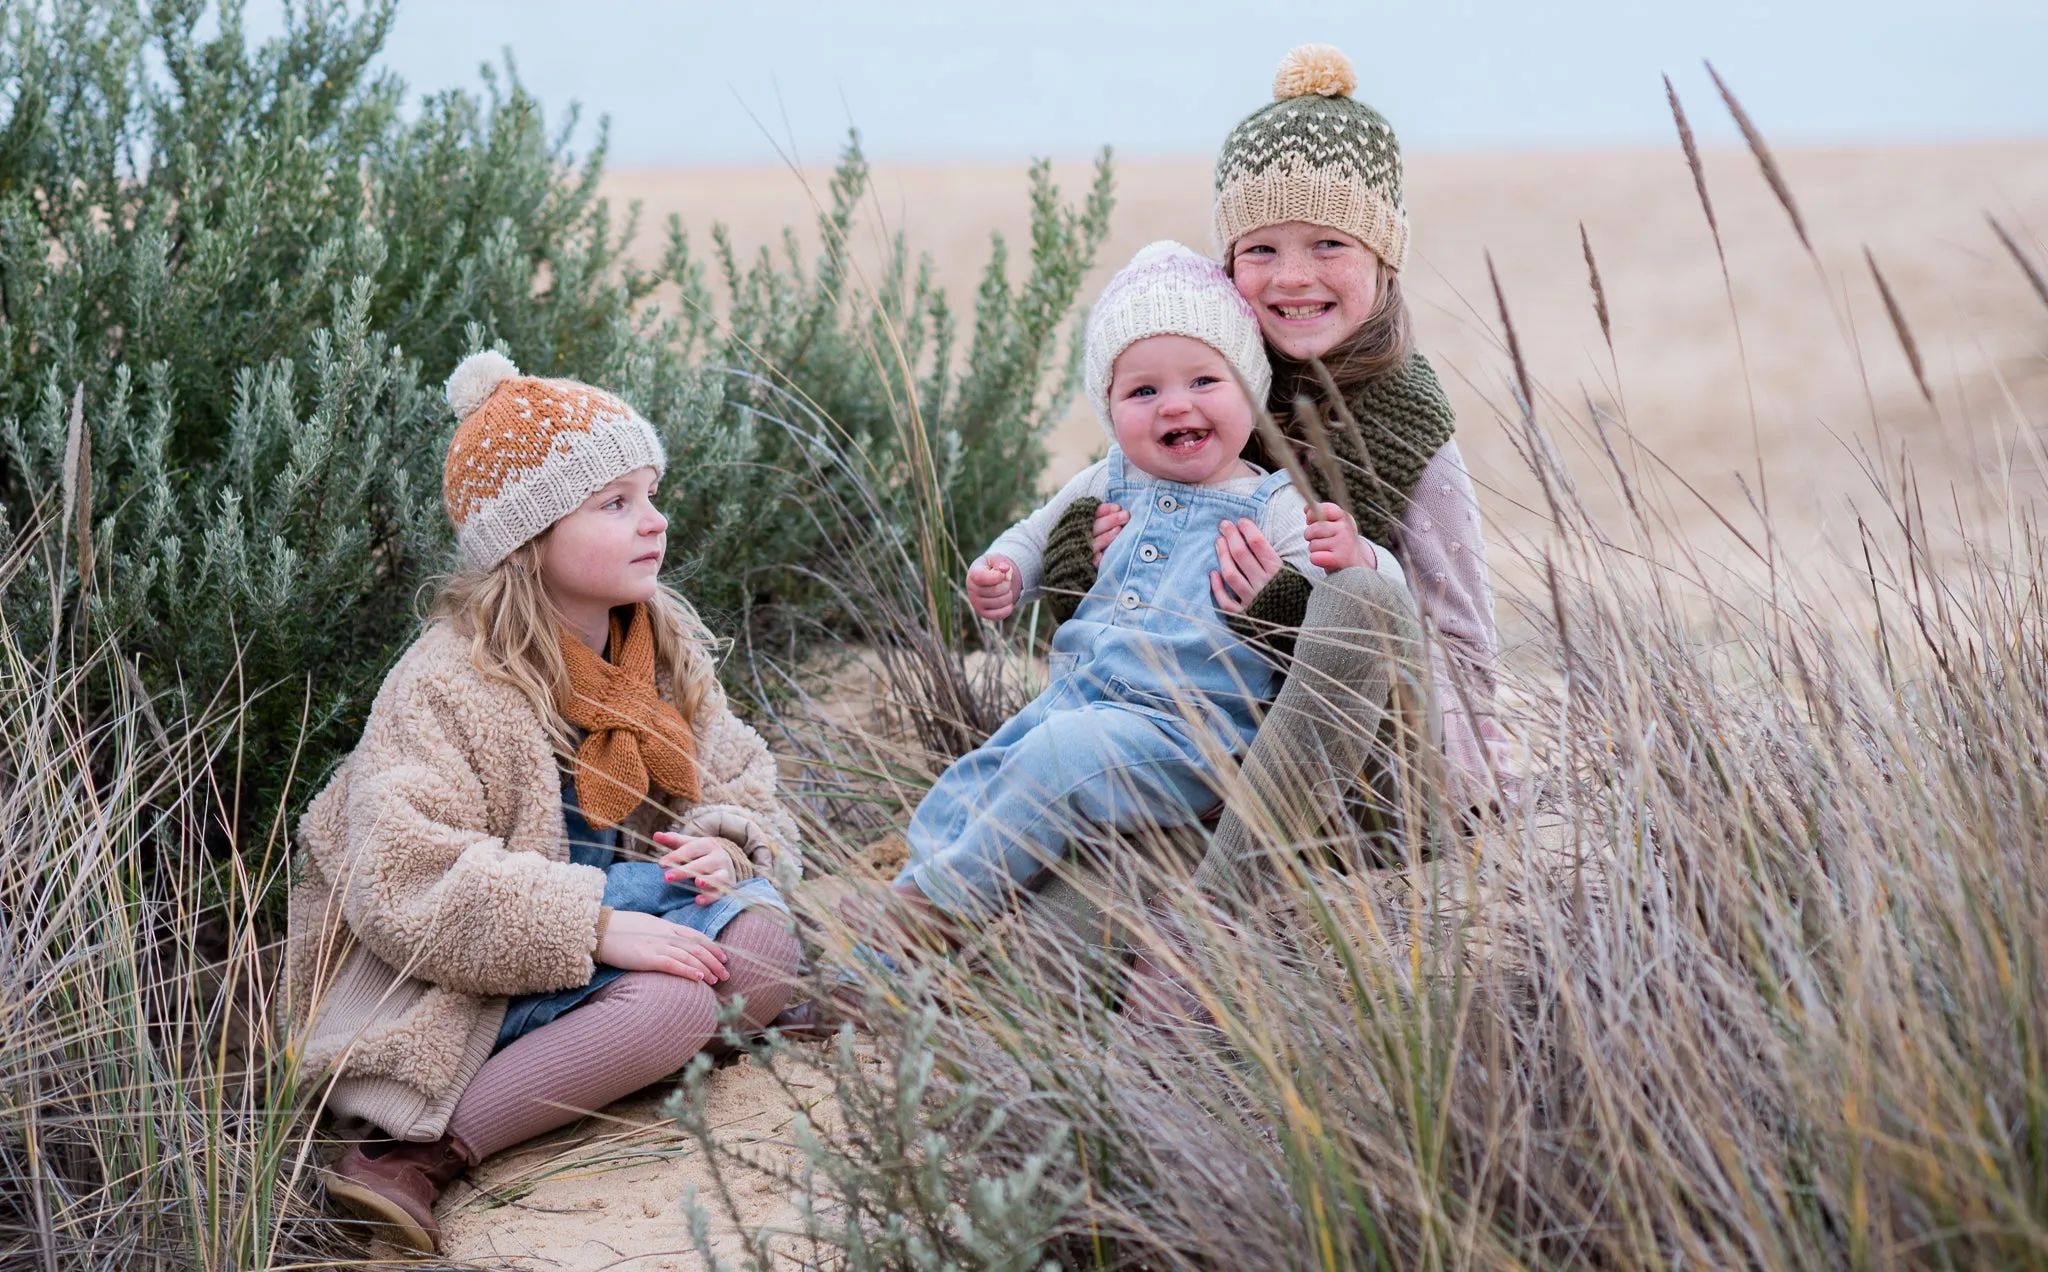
[{"x1": 1337, "y1": 267, "x2": 1378, "y2": 316}]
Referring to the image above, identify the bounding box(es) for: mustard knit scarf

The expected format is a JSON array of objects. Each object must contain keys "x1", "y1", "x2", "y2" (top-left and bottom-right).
[{"x1": 557, "y1": 604, "x2": 701, "y2": 829}]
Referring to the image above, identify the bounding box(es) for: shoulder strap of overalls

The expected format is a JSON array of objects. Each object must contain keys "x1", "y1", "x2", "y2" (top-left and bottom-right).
[
  {"x1": 1104, "y1": 446, "x2": 1130, "y2": 500},
  {"x1": 1251, "y1": 462, "x2": 1297, "y2": 503}
]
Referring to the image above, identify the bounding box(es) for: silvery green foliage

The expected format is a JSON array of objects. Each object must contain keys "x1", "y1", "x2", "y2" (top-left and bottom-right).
[
  {"x1": 666, "y1": 1004, "x2": 1078, "y2": 1272},
  {"x1": 0, "y1": 0, "x2": 1112, "y2": 832}
]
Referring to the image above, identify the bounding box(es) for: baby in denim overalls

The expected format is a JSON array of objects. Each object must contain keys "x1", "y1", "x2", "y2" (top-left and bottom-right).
[{"x1": 893, "y1": 242, "x2": 1409, "y2": 921}]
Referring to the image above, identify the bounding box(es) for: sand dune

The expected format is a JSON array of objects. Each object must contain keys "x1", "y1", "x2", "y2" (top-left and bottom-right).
[{"x1": 606, "y1": 142, "x2": 2048, "y2": 588}]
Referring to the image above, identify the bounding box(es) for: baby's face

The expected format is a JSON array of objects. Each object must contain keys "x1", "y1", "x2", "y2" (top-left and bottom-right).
[{"x1": 1107, "y1": 334, "x2": 1254, "y2": 486}]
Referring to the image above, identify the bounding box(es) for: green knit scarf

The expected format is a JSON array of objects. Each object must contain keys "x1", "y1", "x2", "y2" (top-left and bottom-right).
[{"x1": 1262, "y1": 350, "x2": 1456, "y2": 552}]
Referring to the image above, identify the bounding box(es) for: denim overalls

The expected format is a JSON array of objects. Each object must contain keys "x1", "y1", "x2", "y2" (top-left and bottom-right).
[{"x1": 898, "y1": 449, "x2": 1293, "y2": 919}]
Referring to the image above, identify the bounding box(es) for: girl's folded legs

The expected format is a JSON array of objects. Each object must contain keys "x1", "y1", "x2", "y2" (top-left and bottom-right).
[
  {"x1": 447, "y1": 970, "x2": 717, "y2": 1161},
  {"x1": 709, "y1": 910, "x2": 801, "y2": 1034},
  {"x1": 448, "y1": 911, "x2": 798, "y2": 1160}
]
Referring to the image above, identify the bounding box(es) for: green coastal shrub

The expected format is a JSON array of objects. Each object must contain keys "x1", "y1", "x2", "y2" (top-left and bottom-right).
[{"x1": 0, "y1": 0, "x2": 1112, "y2": 830}]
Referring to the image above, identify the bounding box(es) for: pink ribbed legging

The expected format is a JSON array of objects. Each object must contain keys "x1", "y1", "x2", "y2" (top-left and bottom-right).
[{"x1": 447, "y1": 911, "x2": 799, "y2": 1159}]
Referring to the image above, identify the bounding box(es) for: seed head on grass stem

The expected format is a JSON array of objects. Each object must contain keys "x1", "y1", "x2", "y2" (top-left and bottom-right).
[
  {"x1": 1865, "y1": 246, "x2": 1934, "y2": 406},
  {"x1": 1707, "y1": 60, "x2": 1813, "y2": 257}
]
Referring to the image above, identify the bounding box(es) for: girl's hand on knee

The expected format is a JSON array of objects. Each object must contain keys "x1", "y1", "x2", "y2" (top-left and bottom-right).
[
  {"x1": 597, "y1": 911, "x2": 729, "y2": 983},
  {"x1": 1091, "y1": 502, "x2": 1129, "y2": 567},
  {"x1": 656, "y1": 832, "x2": 738, "y2": 903},
  {"x1": 966, "y1": 555, "x2": 1023, "y2": 620},
  {"x1": 1304, "y1": 503, "x2": 1376, "y2": 572},
  {"x1": 1211, "y1": 517, "x2": 1282, "y2": 613}
]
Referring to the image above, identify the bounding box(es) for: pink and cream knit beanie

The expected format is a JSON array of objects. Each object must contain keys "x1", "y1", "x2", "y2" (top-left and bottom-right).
[
  {"x1": 1082, "y1": 240, "x2": 1271, "y2": 438},
  {"x1": 441, "y1": 351, "x2": 667, "y2": 569},
  {"x1": 1212, "y1": 44, "x2": 1409, "y2": 271}
]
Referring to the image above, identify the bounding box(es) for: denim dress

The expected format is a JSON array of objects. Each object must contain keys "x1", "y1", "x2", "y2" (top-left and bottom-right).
[
  {"x1": 898, "y1": 449, "x2": 1294, "y2": 919},
  {"x1": 495, "y1": 773, "x2": 788, "y2": 1047}
]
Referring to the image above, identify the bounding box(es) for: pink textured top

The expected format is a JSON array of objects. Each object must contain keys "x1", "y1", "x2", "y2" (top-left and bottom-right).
[{"x1": 1400, "y1": 438, "x2": 1516, "y2": 807}]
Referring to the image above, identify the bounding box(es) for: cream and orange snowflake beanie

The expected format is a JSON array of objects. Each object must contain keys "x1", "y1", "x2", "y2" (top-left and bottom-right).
[
  {"x1": 441, "y1": 351, "x2": 667, "y2": 569},
  {"x1": 1212, "y1": 44, "x2": 1409, "y2": 271}
]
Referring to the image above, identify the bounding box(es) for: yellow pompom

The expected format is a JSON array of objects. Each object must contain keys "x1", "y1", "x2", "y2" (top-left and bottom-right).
[{"x1": 1272, "y1": 43, "x2": 1356, "y2": 100}]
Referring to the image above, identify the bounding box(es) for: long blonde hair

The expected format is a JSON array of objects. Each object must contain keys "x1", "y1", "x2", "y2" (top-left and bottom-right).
[{"x1": 428, "y1": 537, "x2": 722, "y2": 753}]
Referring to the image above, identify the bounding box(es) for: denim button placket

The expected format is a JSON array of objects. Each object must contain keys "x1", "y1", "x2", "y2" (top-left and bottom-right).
[{"x1": 1046, "y1": 447, "x2": 1296, "y2": 738}]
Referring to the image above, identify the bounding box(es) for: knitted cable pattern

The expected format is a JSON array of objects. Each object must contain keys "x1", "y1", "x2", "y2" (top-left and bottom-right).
[
  {"x1": 1273, "y1": 350, "x2": 1457, "y2": 553},
  {"x1": 1223, "y1": 564, "x2": 1313, "y2": 662},
  {"x1": 1040, "y1": 496, "x2": 1104, "y2": 626}
]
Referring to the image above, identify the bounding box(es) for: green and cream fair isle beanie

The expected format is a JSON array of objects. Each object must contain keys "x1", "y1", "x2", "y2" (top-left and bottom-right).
[
  {"x1": 1212, "y1": 44, "x2": 1409, "y2": 271},
  {"x1": 1082, "y1": 240, "x2": 1272, "y2": 439}
]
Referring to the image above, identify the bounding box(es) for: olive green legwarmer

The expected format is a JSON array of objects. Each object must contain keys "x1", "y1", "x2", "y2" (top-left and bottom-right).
[
  {"x1": 1040, "y1": 496, "x2": 1103, "y2": 626},
  {"x1": 1224, "y1": 564, "x2": 1313, "y2": 662},
  {"x1": 1192, "y1": 564, "x2": 1425, "y2": 902},
  {"x1": 1024, "y1": 822, "x2": 1209, "y2": 980}
]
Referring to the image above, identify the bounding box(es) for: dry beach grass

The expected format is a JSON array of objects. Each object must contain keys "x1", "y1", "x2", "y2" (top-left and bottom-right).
[{"x1": 7, "y1": 133, "x2": 2048, "y2": 1269}]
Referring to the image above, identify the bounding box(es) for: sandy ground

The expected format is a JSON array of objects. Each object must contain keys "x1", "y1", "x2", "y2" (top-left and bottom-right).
[
  {"x1": 435, "y1": 1046, "x2": 866, "y2": 1268},
  {"x1": 433, "y1": 142, "x2": 2048, "y2": 1269}
]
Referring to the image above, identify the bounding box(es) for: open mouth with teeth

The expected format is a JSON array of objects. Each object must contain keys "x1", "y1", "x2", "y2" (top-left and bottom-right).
[
  {"x1": 1158, "y1": 427, "x2": 1211, "y2": 452},
  {"x1": 1273, "y1": 302, "x2": 1336, "y2": 321}
]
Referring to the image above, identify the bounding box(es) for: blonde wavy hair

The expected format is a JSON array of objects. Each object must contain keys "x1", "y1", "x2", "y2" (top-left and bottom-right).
[{"x1": 428, "y1": 536, "x2": 722, "y2": 753}]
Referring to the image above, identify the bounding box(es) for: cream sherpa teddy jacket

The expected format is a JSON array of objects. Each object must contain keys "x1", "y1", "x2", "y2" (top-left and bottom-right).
[{"x1": 286, "y1": 622, "x2": 799, "y2": 1142}]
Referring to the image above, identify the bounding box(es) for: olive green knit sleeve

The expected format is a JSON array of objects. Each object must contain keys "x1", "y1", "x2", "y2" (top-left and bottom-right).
[
  {"x1": 1040, "y1": 496, "x2": 1102, "y2": 626},
  {"x1": 1225, "y1": 564, "x2": 1313, "y2": 663}
]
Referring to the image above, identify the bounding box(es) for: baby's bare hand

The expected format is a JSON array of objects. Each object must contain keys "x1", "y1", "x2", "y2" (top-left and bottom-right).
[
  {"x1": 966, "y1": 555, "x2": 1022, "y2": 620},
  {"x1": 1304, "y1": 503, "x2": 1375, "y2": 572},
  {"x1": 1091, "y1": 502, "x2": 1129, "y2": 567}
]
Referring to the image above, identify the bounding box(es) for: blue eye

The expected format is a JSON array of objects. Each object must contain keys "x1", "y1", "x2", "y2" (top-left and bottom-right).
[
  {"x1": 1128, "y1": 385, "x2": 1156, "y2": 398},
  {"x1": 1193, "y1": 375, "x2": 1220, "y2": 388}
]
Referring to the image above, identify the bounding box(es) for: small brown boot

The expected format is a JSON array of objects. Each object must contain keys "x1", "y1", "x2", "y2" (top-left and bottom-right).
[{"x1": 324, "y1": 1132, "x2": 475, "y2": 1254}]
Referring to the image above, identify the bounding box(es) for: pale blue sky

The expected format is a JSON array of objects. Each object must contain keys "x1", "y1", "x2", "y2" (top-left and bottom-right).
[{"x1": 297, "y1": 0, "x2": 2045, "y2": 164}]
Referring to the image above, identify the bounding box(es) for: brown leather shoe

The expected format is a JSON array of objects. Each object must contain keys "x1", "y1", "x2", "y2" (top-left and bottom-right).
[{"x1": 323, "y1": 1133, "x2": 475, "y2": 1254}]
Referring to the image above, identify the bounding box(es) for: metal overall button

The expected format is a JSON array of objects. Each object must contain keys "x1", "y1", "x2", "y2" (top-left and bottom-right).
[
  {"x1": 1156, "y1": 493, "x2": 1178, "y2": 513},
  {"x1": 1138, "y1": 544, "x2": 1160, "y2": 562},
  {"x1": 1119, "y1": 591, "x2": 1141, "y2": 610}
]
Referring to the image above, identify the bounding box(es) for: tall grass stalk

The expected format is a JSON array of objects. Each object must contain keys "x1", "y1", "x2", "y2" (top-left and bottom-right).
[{"x1": 0, "y1": 533, "x2": 327, "y2": 1269}]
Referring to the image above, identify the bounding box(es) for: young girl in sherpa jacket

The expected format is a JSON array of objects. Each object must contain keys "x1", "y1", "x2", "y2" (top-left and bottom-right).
[{"x1": 288, "y1": 352, "x2": 800, "y2": 1255}]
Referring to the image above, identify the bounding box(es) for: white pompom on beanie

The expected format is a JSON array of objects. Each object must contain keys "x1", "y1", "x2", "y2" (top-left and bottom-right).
[
  {"x1": 1082, "y1": 240, "x2": 1272, "y2": 439},
  {"x1": 440, "y1": 350, "x2": 667, "y2": 569}
]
